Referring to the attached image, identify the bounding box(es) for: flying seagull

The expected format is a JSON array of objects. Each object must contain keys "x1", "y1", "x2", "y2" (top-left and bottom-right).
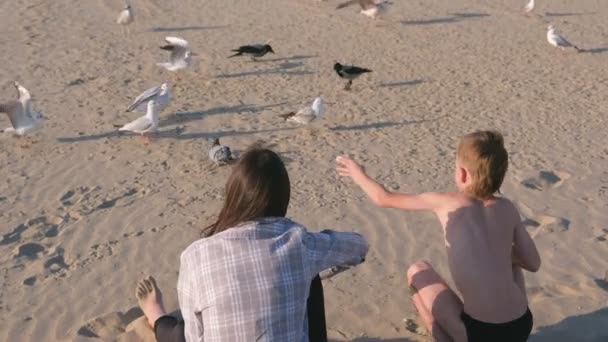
[
  {"x1": 116, "y1": 2, "x2": 134, "y2": 35},
  {"x1": 523, "y1": 0, "x2": 535, "y2": 14},
  {"x1": 0, "y1": 82, "x2": 46, "y2": 136},
  {"x1": 278, "y1": 97, "x2": 326, "y2": 125},
  {"x1": 157, "y1": 37, "x2": 194, "y2": 72},
  {"x1": 334, "y1": 63, "x2": 372, "y2": 90},
  {"x1": 547, "y1": 25, "x2": 581, "y2": 52},
  {"x1": 229, "y1": 44, "x2": 275, "y2": 61},
  {"x1": 208, "y1": 138, "x2": 236, "y2": 165},
  {"x1": 336, "y1": 0, "x2": 392, "y2": 19},
  {"x1": 127, "y1": 83, "x2": 171, "y2": 113},
  {"x1": 118, "y1": 99, "x2": 159, "y2": 144}
]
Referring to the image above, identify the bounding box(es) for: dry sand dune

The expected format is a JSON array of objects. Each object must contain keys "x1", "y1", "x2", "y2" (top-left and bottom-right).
[{"x1": 1, "y1": 0, "x2": 607, "y2": 341}]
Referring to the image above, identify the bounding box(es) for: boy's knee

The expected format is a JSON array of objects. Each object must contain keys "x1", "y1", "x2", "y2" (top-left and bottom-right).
[{"x1": 406, "y1": 260, "x2": 432, "y2": 285}]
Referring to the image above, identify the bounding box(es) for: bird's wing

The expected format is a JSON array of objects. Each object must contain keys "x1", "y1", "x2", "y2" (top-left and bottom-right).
[
  {"x1": 0, "y1": 100, "x2": 26, "y2": 129},
  {"x1": 164, "y1": 37, "x2": 189, "y2": 48},
  {"x1": 238, "y1": 45, "x2": 264, "y2": 54},
  {"x1": 14, "y1": 82, "x2": 32, "y2": 114},
  {"x1": 312, "y1": 99, "x2": 326, "y2": 117},
  {"x1": 120, "y1": 116, "x2": 152, "y2": 132},
  {"x1": 555, "y1": 33, "x2": 574, "y2": 47},
  {"x1": 170, "y1": 45, "x2": 189, "y2": 64},
  {"x1": 127, "y1": 85, "x2": 161, "y2": 112},
  {"x1": 345, "y1": 65, "x2": 371, "y2": 73},
  {"x1": 336, "y1": 0, "x2": 360, "y2": 9}
]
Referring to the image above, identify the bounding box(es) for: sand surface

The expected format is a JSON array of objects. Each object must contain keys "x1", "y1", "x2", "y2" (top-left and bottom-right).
[{"x1": 1, "y1": 0, "x2": 607, "y2": 341}]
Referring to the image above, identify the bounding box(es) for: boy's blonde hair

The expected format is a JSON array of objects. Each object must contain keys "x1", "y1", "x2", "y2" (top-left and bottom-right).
[{"x1": 457, "y1": 130, "x2": 508, "y2": 199}]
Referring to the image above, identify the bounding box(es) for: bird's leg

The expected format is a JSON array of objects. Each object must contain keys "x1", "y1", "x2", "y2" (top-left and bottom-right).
[{"x1": 344, "y1": 80, "x2": 353, "y2": 91}]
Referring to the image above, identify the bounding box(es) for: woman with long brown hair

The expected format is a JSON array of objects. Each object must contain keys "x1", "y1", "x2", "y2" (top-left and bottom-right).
[{"x1": 136, "y1": 146, "x2": 368, "y2": 342}]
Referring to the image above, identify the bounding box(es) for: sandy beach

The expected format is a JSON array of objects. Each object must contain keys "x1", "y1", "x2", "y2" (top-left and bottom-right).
[{"x1": 1, "y1": 0, "x2": 607, "y2": 341}]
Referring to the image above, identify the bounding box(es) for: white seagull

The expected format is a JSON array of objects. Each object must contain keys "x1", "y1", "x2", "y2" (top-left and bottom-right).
[
  {"x1": 157, "y1": 37, "x2": 194, "y2": 72},
  {"x1": 119, "y1": 99, "x2": 159, "y2": 143},
  {"x1": 208, "y1": 138, "x2": 236, "y2": 165},
  {"x1": 523, "y1": 0, "x2": 535, "y2": 14},
  {"x1": 336, "y1": 0, "x2": 392, "y2": 19},
  {"x1": 127, "y1": 83, "x2": 171, "y2": 113},
  {"x1": 0, "y1": 82, "x2": 46, "y2": 136},
  {"x1": 116, "y1": 3, "x2": 134, "y2": 35},
  {"x1": 278, "y1": 97, "x2": 326, "y2": 125},
  {"x1": 547, "y1": 25, "x2": 581, "y2": 52}
]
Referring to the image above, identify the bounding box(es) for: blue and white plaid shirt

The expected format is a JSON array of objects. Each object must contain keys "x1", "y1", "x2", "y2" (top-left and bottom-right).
[{"x1": 178, "y1": 217, "x2": 369, "y2": 342}]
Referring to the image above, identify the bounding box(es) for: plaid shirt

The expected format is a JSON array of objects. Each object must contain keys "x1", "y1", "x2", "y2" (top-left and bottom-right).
[{"x1": 177, "y1": 217, "x2": 369, "y2": 342}]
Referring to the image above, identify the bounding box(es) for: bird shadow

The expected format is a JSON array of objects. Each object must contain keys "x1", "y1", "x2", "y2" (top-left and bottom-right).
[
  {"x1": 580, "y1": 47, "x2": 608, "y2": 54},
  {"x1": 57, "y1": 131, "x2": 120, "y2": 143},
  {"x1": 248, "y1": 55, "x2": 318, "y2": 63},
  {"x1": 160, "y1": 102, "x2": 288, "y2": 127},
  {"x1": 529, "y1": 307, "x2": 608, "y2": 342},
  {"x1": 401, "y1": 12, "x2": 489, "y2": 25},
  {"x1": 544, "y1": 12, "x2": 596, "y2": 17},
  {"x1": 149, "y1": 25, "x2": 227, "y2": 32},
  {"x1": 215, "y1": 68, "x2": 314, "y2": 79},
  {"x1": 379, "y1": 79, "x2": 424, "y2": 88},
  {"x1": 157, "y1": 126, "x2": 300, "y2": 141},
  {"x1": 330, "y1": 118, "x2": 438, "y2": 132}
]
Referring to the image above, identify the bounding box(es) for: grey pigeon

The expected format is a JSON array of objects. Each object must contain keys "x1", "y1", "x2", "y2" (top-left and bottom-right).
[{"x1": 208, "y1": 138, "x2": 236, "y2": 165}]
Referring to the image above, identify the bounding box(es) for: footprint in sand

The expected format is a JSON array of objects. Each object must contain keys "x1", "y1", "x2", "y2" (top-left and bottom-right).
[
  {"x1": 403, "y1": 317, "x2": 428, "y2": 336},
  {"x1": 594, "y1": 271, "x2": 608, "y2": 293},
  {"x1": 518, "y1": 203, "x2": 570, "y2": 237},
  {"x1": 77, "y1": 306, "x2": 144, "y2": 340},
  {"x1": 0, "y1": 215, "x2": 64, "y2": 246},
  {"x1": 592, "y1": 227, "x2": 608, "y2": 242},
  {"x1": 14, "y1": 243, "x2": 45, "y2": 260},
  {"x1": 522, "y1": 170, "x2": 571, "y2": 191}
]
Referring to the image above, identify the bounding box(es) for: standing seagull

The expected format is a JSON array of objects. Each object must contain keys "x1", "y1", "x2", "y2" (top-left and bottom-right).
[
  {"x1": 547, "y1": 25, "x2": 581, "y2": 52},
  {"x1": 119, "y1": 100, "x2": 159, "y2": 144},
  {"x1": 334, "y1": 63, "x2": 372, "y2": 90},
  {"x1": 0, "y1": 82, "x2": 46, "y2": 136},
  {"x1": 157, "y1": 37, "x2": 194, "y2": 72},
  {"x1": 278, "y1": 97, "x2": 326, "y2": 125},
  {"x1": 336, "y1": 0, "x2": 392, "y2": 19},
  {"x1": 208, "y1": 138, "x2": 236, "y2": 165},
  {"x1": 116, "y1": 3, "x2": 134, "y2": 36},
  {"x1": 229, "y1": 44, "x2": 275, "y2": 61},
  {"x1": 127, "y1": 83, "x2": 171, "y2": 113},
  {"x1": 523, "y1": 0, "x2": 535, "y2": 14}
]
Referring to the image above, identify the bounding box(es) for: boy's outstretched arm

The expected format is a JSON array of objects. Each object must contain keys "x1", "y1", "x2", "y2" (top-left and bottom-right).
[{"x1": 336, "y1": 156, "x2": 445, "y2": 211}]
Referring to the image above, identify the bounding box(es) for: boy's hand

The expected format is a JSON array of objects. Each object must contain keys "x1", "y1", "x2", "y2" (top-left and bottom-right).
[{"x1": 336, "y1": 156, "x2": 366, "y2": 183}]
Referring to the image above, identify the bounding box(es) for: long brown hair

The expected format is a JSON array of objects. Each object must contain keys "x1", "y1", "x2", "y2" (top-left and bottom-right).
[{"x1": 204, "y1": 146, "x2": 290, "y2": 236}]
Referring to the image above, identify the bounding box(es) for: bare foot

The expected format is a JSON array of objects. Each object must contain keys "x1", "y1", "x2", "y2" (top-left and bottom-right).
[{"x1": 136, "y1": 276, "x2": 167, "y2": 327}]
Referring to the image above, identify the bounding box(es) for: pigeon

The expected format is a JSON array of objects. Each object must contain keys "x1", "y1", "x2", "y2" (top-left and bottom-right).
[
  {"x1": 0, "y1": 82, "x2": 46, "y2": 136},
  {"x1": 127, "y1": 83, "x2": 171, "y2": 113},
  {"x1": 116, "y1": 2, "x2": 134, "y2": 35},
  {"x1": 547, "y1": 25, "x2": 581, "y2": 52},
  {"x1": 334, "y1": 63, "x2": 372, "y2": 90},
  {"x1": 523, "y1": 0, "x2": 535, "y2": 13},
  {"x1": 118, "y1": 99, "x2": 159, "y2": 143},
  {"x1": 336, "y1": 0, "x2": 392, "y2": 19},
  {"x1": 278, "y1": 97, "x2": 325, "y2": 124},
  {"x1": 157, "y1": 37, "x2": 194, "y2": 72},
  {"x1": 208, "y1": 138, "x2": 236, "y2": 165},
  {"x1": 229, "y1": 44, "x2": 274, "y2": 60}
]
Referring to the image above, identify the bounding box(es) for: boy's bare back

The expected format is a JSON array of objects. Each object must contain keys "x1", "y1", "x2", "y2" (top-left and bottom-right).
[{"x1": 434, "y1": 193, "x2": 532, "y2": 323}]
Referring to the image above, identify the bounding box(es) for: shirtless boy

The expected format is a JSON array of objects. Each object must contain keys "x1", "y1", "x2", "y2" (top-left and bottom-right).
[{"x1": 336, "y1": 130, "x2": 541, "y2": 342}]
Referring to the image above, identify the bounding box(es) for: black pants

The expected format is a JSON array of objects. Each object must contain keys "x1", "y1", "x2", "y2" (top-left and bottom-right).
[{"x1": 154, "y1": 275, "x2": 327, "y2": 342}]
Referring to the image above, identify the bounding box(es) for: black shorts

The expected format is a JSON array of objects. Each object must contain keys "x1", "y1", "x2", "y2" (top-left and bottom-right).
[{"x1": 461, "y1": 308, "x2": 533, "y2": 342}]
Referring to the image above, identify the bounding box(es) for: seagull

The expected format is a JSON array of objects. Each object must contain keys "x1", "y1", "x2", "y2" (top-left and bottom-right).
[
  {"x1": 119, "y1": 99, "x2": 159, "y2": 144},
  {"x1": 547, "y1": 25, "x2": 581, "y2": 52},
  {"x1": 336, "y1": 0, "x2": 392, "y2": 19},
  {"x1": 0, "y1": 82, "x2": 46, "y2": 136},
  {"x1": 228, "y1": 44, "x2": 275, "y2": 61},
  {"x1": 523, "y1": 0, "x2": 535, "y2": 13},
  {"x1": 127, "y1": 83, "x2": 171, "y2": 113},
  {"x1": 208, "y1": 138, "x2": 236, "y2": 165},
  {"x1": 157, "y1": 37, "x2": 194, "y2": 72},
  {"x1": 116, "y1": 3, "x2": 134, "y2": 36},
  {"x1": 334, "y1": 63, "x2": 372, "y2": 90},
  {"x1": 278, "y1": 97, "x2": 326, "y2": 124}
]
